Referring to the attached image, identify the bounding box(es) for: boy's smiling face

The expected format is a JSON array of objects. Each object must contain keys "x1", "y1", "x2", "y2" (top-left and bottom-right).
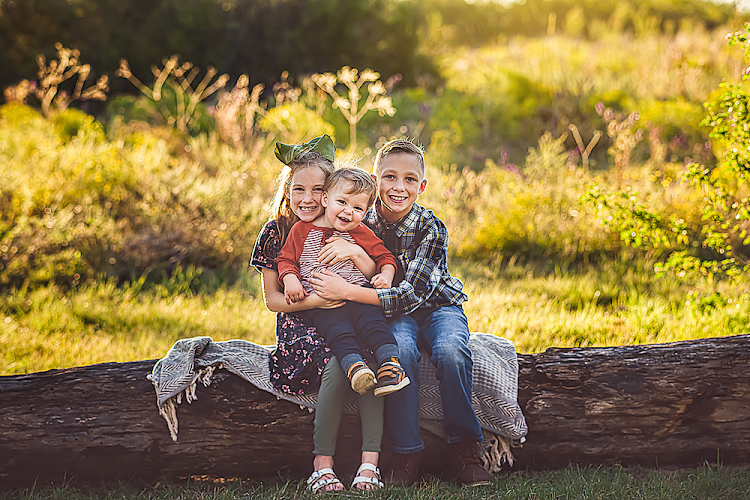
[
  {"x1": 321, "y1": 180, "x2": 370, "y2": 231},
  {"x1": 374, "y1": 152, "x2": 427, "y2": 223}
]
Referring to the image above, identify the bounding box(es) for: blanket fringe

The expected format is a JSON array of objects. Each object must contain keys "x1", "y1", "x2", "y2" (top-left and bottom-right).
[
  {"x1": 157, "y1": 365, "x2": 218, "y2": 442},
  {"x1": 158, "y1": 397, "x2": 179, "y2": 442},
  {"x1": 482, "y1": 432, "x2": 518, "y2": 472}
]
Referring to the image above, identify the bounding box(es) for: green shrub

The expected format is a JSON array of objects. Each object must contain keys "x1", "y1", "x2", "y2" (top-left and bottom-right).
[
  {"x1": 427, "y1": 65, "x2": 554, "y2": 168},
  {"x1": 629, "y1": 98, "x2": 708, "y2": 161},
  {"x1": 104, "y1": 95, "x2": 160, "y2": 125},
  {"x1": 455, "y1": 133, "x2": 621, "y2": 265},
  {"x1": 259, "y1": 102, "x2": 335, "y2": 145},
  {"x1": 422, "y1": 31, "x2": 736, "y2": 170},
  {"x1": 52, "y1": 108, "x2": 106, "y2": 143},
  {"x1": 0, "y1": 103, "x2": 278, "y2": 291}
]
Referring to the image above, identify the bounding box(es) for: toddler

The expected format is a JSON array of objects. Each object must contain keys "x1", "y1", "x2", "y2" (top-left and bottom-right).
[{"x1": 277, "y1": 167, "x2": 410, "y2": 397}]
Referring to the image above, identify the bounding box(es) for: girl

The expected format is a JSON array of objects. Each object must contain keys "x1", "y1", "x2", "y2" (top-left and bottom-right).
[{"x1": 251, "y1": 135, "x2": 384, "y2": 492}]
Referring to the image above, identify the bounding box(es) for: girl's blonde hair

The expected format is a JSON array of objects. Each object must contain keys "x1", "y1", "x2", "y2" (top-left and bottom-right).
[{"x1": 270, "y1": 151, "x2": 336, "y2": 242}]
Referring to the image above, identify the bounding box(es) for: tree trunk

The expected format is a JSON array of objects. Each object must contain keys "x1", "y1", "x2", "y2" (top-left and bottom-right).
[
  {"x1": 514, "y1": 334, "x2": 750, "y2": 468},
  {"x1": 1, "y1": 335, "x2": 749, "y2": 486}
]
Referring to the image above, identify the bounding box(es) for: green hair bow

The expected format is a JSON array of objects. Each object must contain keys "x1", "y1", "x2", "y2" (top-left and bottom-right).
[{"x1": 274, "y1": 134, "x2": 335, "y2": 165}]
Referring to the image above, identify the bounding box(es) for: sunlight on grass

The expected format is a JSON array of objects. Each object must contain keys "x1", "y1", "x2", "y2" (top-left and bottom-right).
[
  {"x1": 2, "y1": 260, "x2": 748, "y2": 374},
  {"x1": 457, "y1": 261, "x2": 750, "y2": 354},
  {"x1": 0, "y1": 279, "x2": 277, "y2": 374}
]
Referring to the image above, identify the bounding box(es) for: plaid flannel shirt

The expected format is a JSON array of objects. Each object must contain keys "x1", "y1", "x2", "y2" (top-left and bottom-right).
[{"x1": 364, "y1": 201, "x2": 467, "y2": 317}]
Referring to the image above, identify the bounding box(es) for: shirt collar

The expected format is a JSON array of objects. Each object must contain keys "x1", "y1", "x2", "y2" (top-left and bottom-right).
[{"x1": 368, "y1": 200, "x2": 420, "y2": 237}]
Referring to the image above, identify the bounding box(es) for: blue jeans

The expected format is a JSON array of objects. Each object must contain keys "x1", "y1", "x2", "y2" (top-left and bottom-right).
[{"x1": 383, "y1": 305, "x2": 482, "y2": 453}]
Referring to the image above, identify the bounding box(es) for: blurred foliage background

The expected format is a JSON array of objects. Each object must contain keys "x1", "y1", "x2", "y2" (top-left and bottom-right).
[{"x1": 2, "y1": 0, "x2": 750, "y2": 373}]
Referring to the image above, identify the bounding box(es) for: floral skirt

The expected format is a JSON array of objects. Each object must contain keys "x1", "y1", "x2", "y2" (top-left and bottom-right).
[{"x1": 268, "y1": 312, "x2": 332, "y2": 395}]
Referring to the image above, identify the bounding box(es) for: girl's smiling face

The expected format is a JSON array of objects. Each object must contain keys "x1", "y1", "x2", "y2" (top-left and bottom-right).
[{"x1": 286, "y1": 166, "x2": 327, "y2": 222}]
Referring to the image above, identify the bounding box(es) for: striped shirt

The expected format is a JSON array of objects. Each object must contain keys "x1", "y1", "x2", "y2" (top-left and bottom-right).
[
  {"x1": 364, "y1": 201, "x2": 468, "y2": 317},
  {"x1": 277, "y1": 221, "x2": 396, "y2": 294}
]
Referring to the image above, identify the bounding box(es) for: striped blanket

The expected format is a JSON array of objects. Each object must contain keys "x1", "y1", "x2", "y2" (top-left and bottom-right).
[{"x1": 149, "y1": 332, "x2": 527, "y2": 470}]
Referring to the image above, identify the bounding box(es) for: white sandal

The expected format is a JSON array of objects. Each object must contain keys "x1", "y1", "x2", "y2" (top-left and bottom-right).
[
  {"x1": 351, "y1": 463, "x2": 383, "y2": 491},
  {"x1": 307, "y1": 468, "x2": 344, "y2": 494}
]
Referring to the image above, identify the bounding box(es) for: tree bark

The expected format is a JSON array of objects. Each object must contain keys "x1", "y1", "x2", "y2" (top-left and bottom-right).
[
  {"x1": 514, "y1": 334, "x2": 750, "y2": 468},
  {"x1": 1, "y1": 335, "x2": 749, "y2": 486}
]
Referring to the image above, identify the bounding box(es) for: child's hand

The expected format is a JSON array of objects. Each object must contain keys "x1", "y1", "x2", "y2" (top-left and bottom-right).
[
  {"x1": 285, "y1": 286, "x2": 306, "y2": 304},
  {"x1": 371, "y1": 264, "x2": 395, "y2": 289},
  {"x1": 318, "y1": 237, "x2": 362, "y2": 265},
  {"x1": 371, "y1": 272, "x2": 392, "y2": 289},
  {"x1": 284, "y1": 284, "x2": 306, "y2": 304},
  {"x1": 282, "y1": 275, "x2": 307, "y2": 304}
]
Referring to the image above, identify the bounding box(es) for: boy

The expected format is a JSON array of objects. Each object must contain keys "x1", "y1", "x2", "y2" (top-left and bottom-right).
[
  {"x1": 277, "y1": 167, "x2": 410, "y2": 397},
  {"x1": 307, "y1": 140, "x2": 492, "y2": 487}
]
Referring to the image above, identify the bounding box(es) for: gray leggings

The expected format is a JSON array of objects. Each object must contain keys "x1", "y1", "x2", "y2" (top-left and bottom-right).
[{"x1": 313, "y1": 356, "x2": 383, "y2": 456}]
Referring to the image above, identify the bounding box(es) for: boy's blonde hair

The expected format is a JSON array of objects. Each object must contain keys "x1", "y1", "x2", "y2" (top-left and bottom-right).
[
  {"x1": 270, "y1": 151, "x2": 336, "y2": 241},
  {"x1": 373, "y1": 138, "x2": 425, "y2": 175},
  {"x1": 325, "y1": 167, "x2": 378, "y2": 208}
]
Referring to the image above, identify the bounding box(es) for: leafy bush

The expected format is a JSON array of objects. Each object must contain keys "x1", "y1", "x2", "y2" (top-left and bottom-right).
[
  {"x1": 589, "y1": 24, "x2": 750, "y2": 281},
  {"x1": 0, "y1": 0, "x2": 429, "y2": 100},
  {"x1": 260, "y1": 102, "x2": 335, "y2": 145},
  {"x1": 426, "y1": 65, "x2": 554, "y2": 167},
  {"x1": 449, "y1": 133, "x2": 621, "y2": 266},
  {"x1": 52, "y1": 108, "x2": 106, "y2": 142},
  {"x1": 418, "y1": 0, "x2": 740, "y2": 46},
  {"x1": 0, "y1": 102, "x2": 277, "y2": 291}
]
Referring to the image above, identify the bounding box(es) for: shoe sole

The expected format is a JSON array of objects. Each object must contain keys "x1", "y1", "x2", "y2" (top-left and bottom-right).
[
  {"x1": 373, "y1": 376, "x2": 410, "y2": 397},
  {"x1": 461, "y1": 477, "x2": 492, "y2": 487},
  {"x1": 351, "y1": 369, "x2": 376, "y2": 394},
  {"x1": 463, "y1": 480, "x2": 492, "y2": 487}
]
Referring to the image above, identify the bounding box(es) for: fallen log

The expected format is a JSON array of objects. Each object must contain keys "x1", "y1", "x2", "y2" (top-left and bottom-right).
[
  {"x1": 514, "y1": 334, "x2": 750, "y2": 469},
  {"x1": 1, "y1": 335, "x2": 749, "y2": 486}
]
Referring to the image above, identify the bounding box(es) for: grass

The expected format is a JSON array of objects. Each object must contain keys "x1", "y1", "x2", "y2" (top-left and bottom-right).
[
  {"x1": 0, "y1": 268, "x2": 275, "y2": 374},
  {"x1": 1, "y1": 259, "x2": 748, "y2": 376},
  {"x1": 456, "y1": 260, "x2": 750, "y2": 352},
  {"x1": 2, "y1": 18, "x2": 749, "y2": 500},
  {"x1": 2, "y1": 464, "x2": 750, "y2": 500}
]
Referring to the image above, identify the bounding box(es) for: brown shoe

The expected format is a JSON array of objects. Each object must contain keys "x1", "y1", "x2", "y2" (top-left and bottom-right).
[
  {"x1": 387, "y1": 452, "x2": 420, "y2": 486},
  {"x1": 453, "y1": 440, "x2": 492, "y2": 486}
]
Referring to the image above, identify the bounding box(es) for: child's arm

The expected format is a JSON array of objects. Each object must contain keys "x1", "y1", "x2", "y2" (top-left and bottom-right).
[
  {"x1": 312, "y1": 217, "x2": 451, "y2": 317},
  {"x1": 318, "y1": 237, "x2": 378, "y2": 278},
  {"x1": 308, "y1": 224, "x2": 398, "y2": 305},
  {"x1": 375, "y1": 217, "x2": 451, "y2": 316},
  {"x1": 275, "y1": 221, "x2": 344, "y2": 308},
  {"x1": 309, "y1": 269, "x2": 381, "y2": 305},
  {"x1": 282, "y1": 274, "x2": 306, "y2": 304},
  {"x1": 371, "y1": 263, "x2": 395, "y2": 289},
  {"x1": 276, "y1": 222, "x2": 305, "y2": 290},
  {"x1": 349, "y1": 224, "x2": 397, "y2": 274},
  {"x1": 261, "y1": 268, "x2": 344, "y2": 312}
]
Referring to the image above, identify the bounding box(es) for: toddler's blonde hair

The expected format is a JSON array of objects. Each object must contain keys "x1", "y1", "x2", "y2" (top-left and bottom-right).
[{"x1": 324, "y1": 167, "x2": 377, "y2": 208}]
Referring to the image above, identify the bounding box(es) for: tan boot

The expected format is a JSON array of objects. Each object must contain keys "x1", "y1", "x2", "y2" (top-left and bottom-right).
[
  {"x1": 453, "y1": 440, "x2": 492, "y2": 486},
  {"x1": 347, "y1": 361, "x2": 376, "y2": 395}
]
